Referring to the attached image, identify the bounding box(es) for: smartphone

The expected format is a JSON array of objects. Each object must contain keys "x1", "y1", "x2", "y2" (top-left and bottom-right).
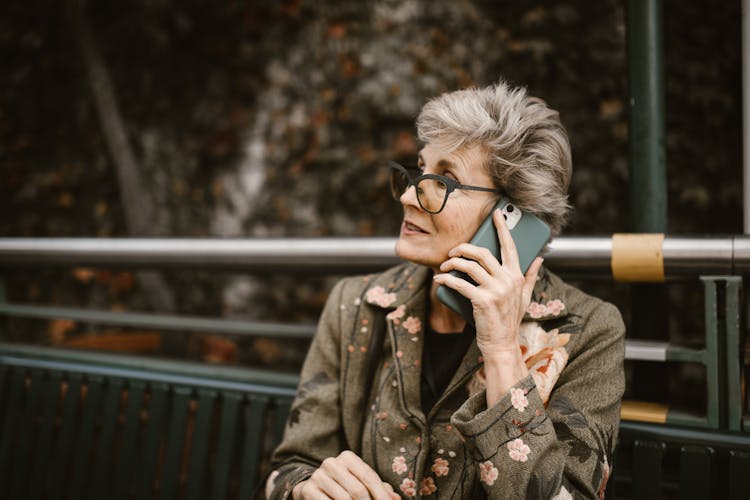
[{"x1": 435, "y1": 199, "x2": 551, "y2": 326}]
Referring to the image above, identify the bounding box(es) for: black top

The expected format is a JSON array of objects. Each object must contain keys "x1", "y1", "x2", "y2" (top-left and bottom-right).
[{"x1": 420, "y1": 323, "x2": 475, "y2": 413}]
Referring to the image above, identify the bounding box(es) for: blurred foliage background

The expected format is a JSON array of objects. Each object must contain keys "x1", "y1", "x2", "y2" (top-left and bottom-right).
[{"x1": 0, "y1": 0, "x2": 743, "y2": 390}]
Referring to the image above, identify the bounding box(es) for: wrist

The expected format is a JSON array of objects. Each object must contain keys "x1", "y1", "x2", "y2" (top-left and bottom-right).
[
  {"x1": 480, "y1": 342, "x2": 525, "y2": 365},
  {"x1": 482, "y1": 349, "x2": 529, "y2": 407}
]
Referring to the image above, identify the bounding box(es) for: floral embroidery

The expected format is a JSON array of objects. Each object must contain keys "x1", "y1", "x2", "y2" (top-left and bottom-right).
[
  {"x1": 402, "y1": 316, "x2": 422, "y2": 334},
  {"x1": 478, "y1": 461, "x2": 499, "y2": 486},
  {"x1": 527, "y1": 299, "x2": 566, "y2": 318},
  {"x1": 510, "y1": 387, "x2": 529, "y2": 412},
  {"x1": 420, "y1": 477, "x2": 437, "y2": 495},
  {"x1": 400, "y1": 477, "x2": 417, "y2": 497},
  {"x1": 546, "y1": 299, "x2": 565, "y2": 316},
  {"x1": 518, "y1": 322, "x2": 571, "y2": 404},
  {"x1": 387, "y1": 304, "x2": 406, "y2": 323},
  {"x1": 527, "y1": 301, "x2": 547, "y2": 318},
  {"x1": 365, "y1": 286, "x2": 397, "y2": 307},
  {"x1": 392, "y1": 456, "x2": 408, "y2": 475},
  {"x1": 431, "y1": 457, "x2": 450, "y2": 477},
  {"x1": 552, "y1": 486, "x2": 574, "y2": 500},
  {"x1": 508, "y1": 438, "x2": 531, "y2": 462}
]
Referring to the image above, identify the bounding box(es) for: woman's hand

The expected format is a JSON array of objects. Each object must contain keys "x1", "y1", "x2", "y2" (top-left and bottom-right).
[
  {"x1": 292, "y1": 450, "x2": 399, "y2": 500},
  {"x1": 433, "y1": 209, "x2": 543, "y2": 402}
]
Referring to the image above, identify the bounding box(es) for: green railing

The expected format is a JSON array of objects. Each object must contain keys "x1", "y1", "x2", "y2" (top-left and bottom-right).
[{"x1": 1, "y1": 235, "x2": 748, "y2": 430}]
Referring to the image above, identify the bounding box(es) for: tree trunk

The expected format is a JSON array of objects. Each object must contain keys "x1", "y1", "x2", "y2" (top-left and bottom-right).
[{"x1": 66, "y1": 0, "x2": 182, "y2": 352}]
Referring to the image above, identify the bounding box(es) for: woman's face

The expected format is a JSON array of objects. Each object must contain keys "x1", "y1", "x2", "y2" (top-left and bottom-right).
[{"x1": 395, "y1": 142, "x2": 498, "y2": 270}]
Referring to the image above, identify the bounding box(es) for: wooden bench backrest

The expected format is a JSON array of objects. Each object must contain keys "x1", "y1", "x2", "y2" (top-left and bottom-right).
[{"x1": 0, "y1": 360, "x2": 292, "y2": 500}]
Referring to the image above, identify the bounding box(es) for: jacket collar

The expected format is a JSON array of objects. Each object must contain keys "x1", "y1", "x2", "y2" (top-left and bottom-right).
[{"x1": 362, "y1": 262, "x2": 431, "y2": 311}]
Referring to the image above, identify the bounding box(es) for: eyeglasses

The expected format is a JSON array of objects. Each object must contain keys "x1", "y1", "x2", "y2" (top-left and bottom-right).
[{"x1": 388, "y1": 161, "x2": 501, "y2": 214}]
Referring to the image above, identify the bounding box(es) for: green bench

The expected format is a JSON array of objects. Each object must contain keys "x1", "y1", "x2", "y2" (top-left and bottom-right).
[
  {"x1": 0, "y1": 342, "x2": 296, "y2": 500},
  {"x1": 3, "y1": 342, "x2": 750, "y2": 499}
]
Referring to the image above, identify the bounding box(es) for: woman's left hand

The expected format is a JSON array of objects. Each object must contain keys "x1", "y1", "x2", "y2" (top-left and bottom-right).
[{"x1": 433, "y1": 208, "x2": 543, "y2": 357}]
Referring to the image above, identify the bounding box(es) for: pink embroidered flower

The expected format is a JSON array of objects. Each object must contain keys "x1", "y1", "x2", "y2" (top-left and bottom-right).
[
  {"x1": 510, "y1": 387, "x2": 529, "y2": 412},
  {"x1": 400, "y1": 478, "x2": 417, "y2": 497},
  {"x1": 366, "y1": 286, "x2": 397, "y2": 307},
  {"x1": 431, "y1": 457, "x2": 450, "y2": 477},
  {"x1": 391, "y1": 456, "x2": 408, "y2": 475},
  {"x1": 546, "y1": 299, "x2": 565, "y2": 316},
  {"x1": 478, "y1": 461, "x2": 499, "y2": 486},
  {"x1": 508, "y1": 438, "x2": 531, "y2": 462},
  {"x1": 386, "y1": 305, "x2": 406, "y2": 322},
  {"x1": 402, "y1": 316, "x2": 422, "y2": 334},
  {"x1": 526, "y1": 301, "x2": 547, "y2": 318},
  {"x1": 419, "y1": 477, "x2": 437, "y2": 495}
]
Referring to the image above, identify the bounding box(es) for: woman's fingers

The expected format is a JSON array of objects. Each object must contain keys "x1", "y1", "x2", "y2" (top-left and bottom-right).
[
  {"x1": 439, "y1": 256, "x2": 491, "y2": 285},
  {"x1": 523, "y1": 257, "x2": 544, "y2": 302},
  {"x1": 338, "y1": 451, "x2": 396, "y2": 500},
  {"x1": 301, "y1": 451, "x2": 396, "y2": 500},
  {"x1": 493, "y1": 208, "x2": 521, "y2": 272}
]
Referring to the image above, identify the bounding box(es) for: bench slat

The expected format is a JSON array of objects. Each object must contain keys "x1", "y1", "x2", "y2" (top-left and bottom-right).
[
  {"x1": 237, "y1": 395, "x2": 270, "y2": 500},
  {"x1": 135, "y1": 382, "x2": 168, "y2": 500},
  {"x1": 0, "y1": 367, "x2": 26, "y2": 497},
  {"x1": 212, "y1": 391, "x2": 242, "y2": 500},
  {"x1": 69, "y1": 377, "x2": 104, "y2": 499},
  {"x1": 729, "y1": 450, "x2": 750, "y2": 500},
  {"x1": 679, "y1": 445, "x2": 713, "y2": 500},
  {"x1": 272, "y1": 399, "x2": 292, "y2": 450},
  {"x1": 0, "y1": 366, "x2": 8, "y2": 431},
  {"x1": 114, "y1": 380, "x2": 146, "y2": 500},
  {"x1": 186, "y1": 388, "x2": 218, "y2": 500},
  {"x1": 632, "y1": 440, "x2": 665, "y2": 499},
  {"x1": 47, "y1": 373, "x2": 83, "y2": 499},
  {"x1": 161, "y1": 386, "x2": 191, "y2": 499},
  {"x1": 10, "y1": 368, "x2": 44, "y2": 499},
  {"x1": 91, "y1": 378, "x2": 125, "y2": 498},
  {"x1": 29, "y1": 369, "x2": 62, "y2": 500}
]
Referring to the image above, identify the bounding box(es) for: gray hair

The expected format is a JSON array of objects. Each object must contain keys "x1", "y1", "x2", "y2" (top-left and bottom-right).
[{"x1": 416, "y1": 81, "x2": 572, "y2": 236}]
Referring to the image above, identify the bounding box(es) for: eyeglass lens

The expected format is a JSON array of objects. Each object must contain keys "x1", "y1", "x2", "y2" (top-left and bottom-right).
[{"x1": 390, "y1": 167, "x2": 448, "y2": 213}]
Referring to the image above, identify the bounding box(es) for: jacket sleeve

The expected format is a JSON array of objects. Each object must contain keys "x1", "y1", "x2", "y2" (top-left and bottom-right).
[
  {"x1": 451, "y1": 301, "x2": 625, "y2": 500},
  {"x1": 265, "y1": 279, "x2": 348, "y2": 500}
]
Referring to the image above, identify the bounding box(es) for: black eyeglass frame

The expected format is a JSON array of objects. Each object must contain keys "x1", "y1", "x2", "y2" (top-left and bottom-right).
[{"x1": 387, "y1": 160, "x2": 502, "y2": 214}]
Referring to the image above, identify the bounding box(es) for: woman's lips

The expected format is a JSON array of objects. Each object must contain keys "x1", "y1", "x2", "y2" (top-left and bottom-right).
[{"x1": 403, "y1": 220, "x2": 428, "y2": 234}]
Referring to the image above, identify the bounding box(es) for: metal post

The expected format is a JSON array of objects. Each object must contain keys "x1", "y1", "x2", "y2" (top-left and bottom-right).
[
  {"x1": 627, "y1": 0, "x2": 669, "y2": 403},
  {"x1": 628, "y1": 0, "x2": 667, "y2": 231},
  {"x1": 743, "y1": 0, "x2": 750, "y2": 234}
]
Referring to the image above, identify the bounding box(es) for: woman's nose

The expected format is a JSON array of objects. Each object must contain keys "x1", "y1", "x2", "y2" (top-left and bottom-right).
[{"x1": 400, "y1": 184, "x2": 420, "y2": 209}]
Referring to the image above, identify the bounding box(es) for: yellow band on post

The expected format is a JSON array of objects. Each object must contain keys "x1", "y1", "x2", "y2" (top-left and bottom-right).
[
  {"x1": 620, "y1": 400, "x2": 669, "y2": 424},
  {"x1": 611, "y1": 233, "x2": 665, "y2": 282}
]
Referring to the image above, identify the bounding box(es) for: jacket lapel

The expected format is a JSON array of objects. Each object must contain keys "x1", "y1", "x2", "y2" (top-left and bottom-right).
[{"x1": 364, "y1": 263, "x2": 431, "y2": 425}]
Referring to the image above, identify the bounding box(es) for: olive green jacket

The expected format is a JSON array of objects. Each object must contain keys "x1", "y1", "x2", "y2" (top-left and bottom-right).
[{"x1": 267, "y1": 262, "x2": 625, "y2": 499}]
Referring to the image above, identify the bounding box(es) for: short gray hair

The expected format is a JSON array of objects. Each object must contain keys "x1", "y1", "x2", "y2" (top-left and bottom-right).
[{"x1": 416, "y1": 81, "x2": 572, "y2": 236}]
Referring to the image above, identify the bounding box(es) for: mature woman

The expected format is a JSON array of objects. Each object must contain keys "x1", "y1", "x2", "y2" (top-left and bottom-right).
[{"x1": 266, "y1": 82, "x2": 625, "y2": 499}]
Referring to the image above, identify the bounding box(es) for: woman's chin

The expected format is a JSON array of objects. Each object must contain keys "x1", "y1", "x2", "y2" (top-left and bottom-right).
[{"x1": 395, "y1": 239, "x2": 441, "y2": 268}]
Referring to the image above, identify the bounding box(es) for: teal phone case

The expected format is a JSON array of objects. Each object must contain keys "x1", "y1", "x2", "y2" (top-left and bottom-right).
[{"x1": 435, "y1": 200, "x2": 551, "y2": 326}]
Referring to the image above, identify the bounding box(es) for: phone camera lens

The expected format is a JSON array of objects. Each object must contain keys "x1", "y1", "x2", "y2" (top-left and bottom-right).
[{"x1": 506, "y1": 204, "x2": 514, "y2": 213}]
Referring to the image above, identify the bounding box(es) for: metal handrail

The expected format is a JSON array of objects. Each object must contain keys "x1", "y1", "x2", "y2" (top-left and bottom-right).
[{"x1": 0, "y1": 235, "x2": 749, "y2": 275}]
